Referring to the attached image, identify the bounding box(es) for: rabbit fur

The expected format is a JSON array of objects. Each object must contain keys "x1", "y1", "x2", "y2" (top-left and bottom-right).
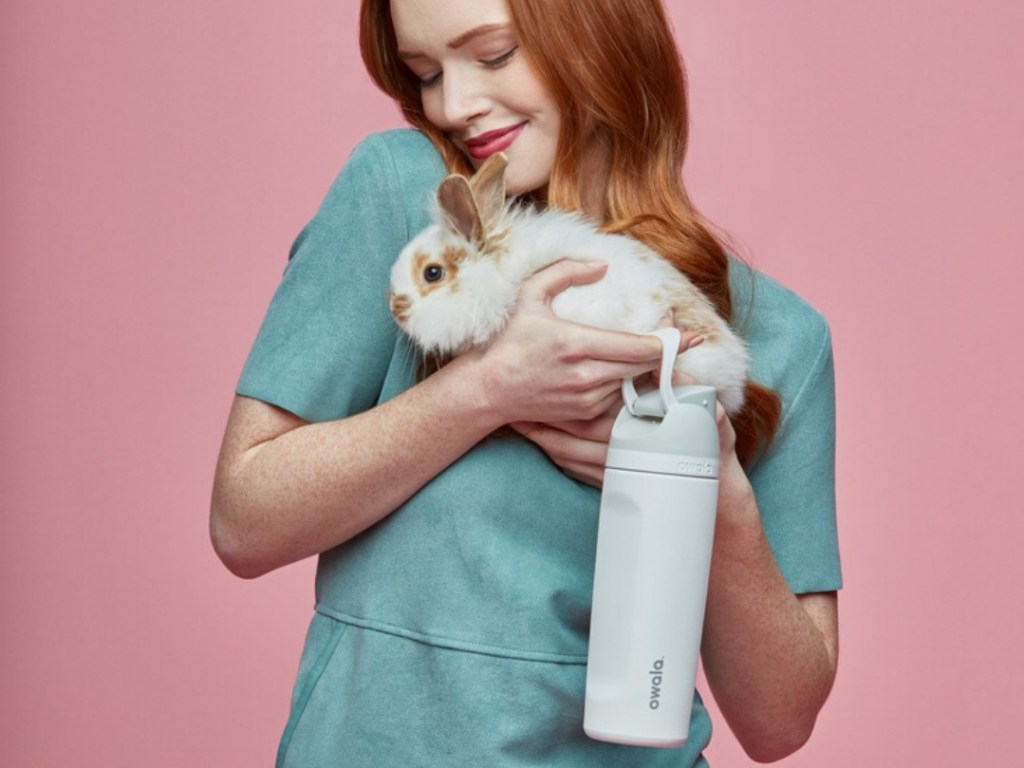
[{"x1": 388, "y1": 153, "x2": 748, "y2": 414}]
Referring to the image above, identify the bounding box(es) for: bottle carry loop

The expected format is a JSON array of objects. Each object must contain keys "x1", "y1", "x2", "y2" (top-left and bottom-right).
[{"x1": 622, "y1": 327, "x2": 681, "y2": 419}]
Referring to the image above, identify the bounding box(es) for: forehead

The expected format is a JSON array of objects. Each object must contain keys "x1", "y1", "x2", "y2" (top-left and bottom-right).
[{"x1": 390, "y1": 0, "x2": 512, "y2": 52}]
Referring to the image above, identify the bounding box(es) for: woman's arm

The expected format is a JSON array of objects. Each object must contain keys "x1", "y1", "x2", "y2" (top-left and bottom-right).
[
  {"x1": 699, "y1": 415, "x2": 838, "y2": 762},
  {"x1": 211, "y1": 361, "x2": 498, "y2": 579},
  {"x1": 211, "y1": 260, "x2": 673, "y2": 578}
]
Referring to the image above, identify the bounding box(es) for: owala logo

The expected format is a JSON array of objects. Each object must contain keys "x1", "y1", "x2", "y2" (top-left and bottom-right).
[
  {"x1": 677, "y1": 459, "x2": 713, "y2": 476},
  {"x1": 648, "y1": 657, "x2": 665, "y2": 710}
]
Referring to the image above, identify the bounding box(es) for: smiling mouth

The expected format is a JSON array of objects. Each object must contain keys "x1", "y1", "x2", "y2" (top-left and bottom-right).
[{"x1": 464, "y1": 122, "x2": 526, "y2": 160}]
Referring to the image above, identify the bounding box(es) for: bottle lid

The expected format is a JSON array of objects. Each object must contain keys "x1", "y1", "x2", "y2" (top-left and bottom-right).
[{"x1": 608, "y1": 329, "x2": 721, "y2": 477}]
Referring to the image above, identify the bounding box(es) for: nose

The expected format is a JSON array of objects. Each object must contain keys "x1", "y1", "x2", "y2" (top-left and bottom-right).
[{"x1": 439, "y1": 63, "x2": 489, "y2": 128}]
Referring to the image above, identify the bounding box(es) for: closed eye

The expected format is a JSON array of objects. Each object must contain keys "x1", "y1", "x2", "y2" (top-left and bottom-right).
[
  {"x1": 411, "y1": 46, "x2": 519, "y2": 89},
  {"x1": 418, "y1": 71, "x2": 442, "y2": 88},
  {"x1": 482, "y1": 46, "x2": 518, "y2": 68}
]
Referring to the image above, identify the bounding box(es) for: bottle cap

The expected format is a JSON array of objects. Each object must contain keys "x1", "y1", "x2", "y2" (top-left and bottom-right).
[{"x1": 610, "y1": 329, "x2": 721, "y2": 476}]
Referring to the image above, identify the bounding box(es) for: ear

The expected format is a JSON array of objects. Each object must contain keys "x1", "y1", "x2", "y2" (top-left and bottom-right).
[
  {"x1": 437, "y1": 175, "x2": 483, "y2": 247},
  {"x1": 469, "y1": 152, "x2": 508, "y2": 228}
]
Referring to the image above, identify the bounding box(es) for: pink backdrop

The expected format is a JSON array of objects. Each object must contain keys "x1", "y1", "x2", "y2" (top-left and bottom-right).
[{"x1": 2, "y1": 1, "x2": 1022, "y2": 764}]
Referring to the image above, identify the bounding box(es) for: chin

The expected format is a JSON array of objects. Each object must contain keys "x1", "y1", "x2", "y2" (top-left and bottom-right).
[{"x1": 505, "y1": 169, "x2": 551, "y2": 197}]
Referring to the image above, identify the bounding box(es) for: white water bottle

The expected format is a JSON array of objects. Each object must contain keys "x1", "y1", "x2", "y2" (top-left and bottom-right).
[{"x1": 584, "y1": 328, "x2": 720, "y2": 748}]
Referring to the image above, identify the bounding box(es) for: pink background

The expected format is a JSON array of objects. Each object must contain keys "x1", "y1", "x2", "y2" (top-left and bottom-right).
[{"x1": 2, "y1": 0, "x2": 1022, "y2": 764}]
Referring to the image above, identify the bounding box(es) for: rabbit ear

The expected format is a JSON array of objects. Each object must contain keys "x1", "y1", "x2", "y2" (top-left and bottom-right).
[
  {"x1": 437, "y1": 175, "x2": 484, "y2": 247},
  {"x1": 469, "y1": 152, "x2": 508, "y2": 228}
]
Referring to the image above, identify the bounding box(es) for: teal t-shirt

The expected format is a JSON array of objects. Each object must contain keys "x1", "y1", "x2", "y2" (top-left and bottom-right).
[{"x1": 237, "y1": 129, "x2": 841, "y2": 768}]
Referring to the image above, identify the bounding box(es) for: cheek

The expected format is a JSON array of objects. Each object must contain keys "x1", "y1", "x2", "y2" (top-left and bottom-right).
[
  {"x1": 533, "y1": 91, "x2": 562, "y2": 134},
  {"x1": 419, "y1": 89, "x2": 445, "y2": 129},
  {"x1": 508, "y1": 59, "x2": 560, "y2": 117}
]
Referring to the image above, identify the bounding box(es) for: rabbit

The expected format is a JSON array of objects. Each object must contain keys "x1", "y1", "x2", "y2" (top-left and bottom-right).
[{"x1": 388, "y1": 152, "x2": 748, "y2": 415}]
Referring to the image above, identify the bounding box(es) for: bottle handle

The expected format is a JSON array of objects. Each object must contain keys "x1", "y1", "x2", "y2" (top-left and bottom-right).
[{"x1": 622, "y1": 327, "x2": 681, "y2": 418}]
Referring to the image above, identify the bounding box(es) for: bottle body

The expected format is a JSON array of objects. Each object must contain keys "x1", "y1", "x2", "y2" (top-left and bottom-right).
[
  {"x1": 583, "y1": 383, "x2": 721, "y2": 748},
  {"x1": 584, "y1": 469, "x2": 718, "y2": 747}
]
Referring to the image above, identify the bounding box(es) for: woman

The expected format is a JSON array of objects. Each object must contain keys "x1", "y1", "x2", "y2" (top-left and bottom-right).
[{"x1": 211, "y1": 0, "x2": 841, "y2": 765}]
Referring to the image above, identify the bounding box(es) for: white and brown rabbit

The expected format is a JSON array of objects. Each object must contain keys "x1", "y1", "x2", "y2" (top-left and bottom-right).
[{"x1": 388, "y1": 153, "x2": 748, "y2": 414}]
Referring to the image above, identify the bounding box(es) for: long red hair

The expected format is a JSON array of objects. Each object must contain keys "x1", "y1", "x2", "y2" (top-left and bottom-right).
[{"x1": 360, "y1": 0, "x2": 780, "y2": 463}]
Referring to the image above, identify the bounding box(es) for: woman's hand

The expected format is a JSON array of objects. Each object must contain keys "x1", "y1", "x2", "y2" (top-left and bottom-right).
[
  {"x1": 708, "y1": 396, "x2": 752, "y2": 508},
  {"x1": 505, "y1": 296, "x2": 704, "y2": 487},
  {"x1": 466, "y1": 259, "x2": 671, "y2": 427},
  {"x1": 510, "y1": 402, "x2": 621, "y2": 486}
]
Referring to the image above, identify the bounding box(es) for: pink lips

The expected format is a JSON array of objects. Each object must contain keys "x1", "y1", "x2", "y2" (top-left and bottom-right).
[{"x1": 464, "y1": 122, "x2": 526, "y2": 160}]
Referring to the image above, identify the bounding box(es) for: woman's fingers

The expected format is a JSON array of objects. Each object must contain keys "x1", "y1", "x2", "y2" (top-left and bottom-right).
[
  {"x1": 510, "y1": 420, "x2": 611, "y2": 488},
  {"x1": 649, "y1": 332, "x2": 704, "y2": 386},
  {"x1": 580, "y1": 319, "x2": 707, "y2": 367},
  {"x1": 519, "y1": 259, "x2": 609, "y2": 304},
  {"x1": 512, "y1": 421, "x2": 607, "y2": 465}
]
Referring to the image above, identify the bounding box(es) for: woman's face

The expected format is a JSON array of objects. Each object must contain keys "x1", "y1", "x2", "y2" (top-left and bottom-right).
[{"x1": 390, "y1": 0, "x2": 561, "y2": 196}]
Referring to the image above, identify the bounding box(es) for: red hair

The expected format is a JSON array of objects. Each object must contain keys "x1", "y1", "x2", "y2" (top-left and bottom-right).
[{"x1": 360, "y1": 0, "x2": 780, "y2": 463}]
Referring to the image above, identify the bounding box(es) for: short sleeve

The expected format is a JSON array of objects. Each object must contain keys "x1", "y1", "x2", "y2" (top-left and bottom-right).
[
  {"x1": 236, "y1": 132, "x2": 443, "y2": 423},
  {"x1": 747, "y1": 317, "x2": 842, "y2": 594}
]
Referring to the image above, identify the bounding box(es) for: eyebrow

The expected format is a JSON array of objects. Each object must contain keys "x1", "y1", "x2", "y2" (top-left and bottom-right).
[{"x1": 398, "y1": 23, "x2": 511, "y2": 60}]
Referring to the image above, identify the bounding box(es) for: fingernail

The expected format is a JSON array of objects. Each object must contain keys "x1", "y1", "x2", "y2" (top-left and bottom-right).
[{"x1": 687, "y1": 336, "x2": 705, "y2": 350}]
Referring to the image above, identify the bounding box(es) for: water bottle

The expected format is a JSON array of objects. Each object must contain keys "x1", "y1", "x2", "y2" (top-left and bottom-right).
[{"x1": 584, "y1": 328, "x2": 720, "y2": 748}]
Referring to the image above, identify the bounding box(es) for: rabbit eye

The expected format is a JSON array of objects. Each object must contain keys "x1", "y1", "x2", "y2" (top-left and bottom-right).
[{"x1": 423, "y1": 264, "x2": 446, "y2": 283}]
